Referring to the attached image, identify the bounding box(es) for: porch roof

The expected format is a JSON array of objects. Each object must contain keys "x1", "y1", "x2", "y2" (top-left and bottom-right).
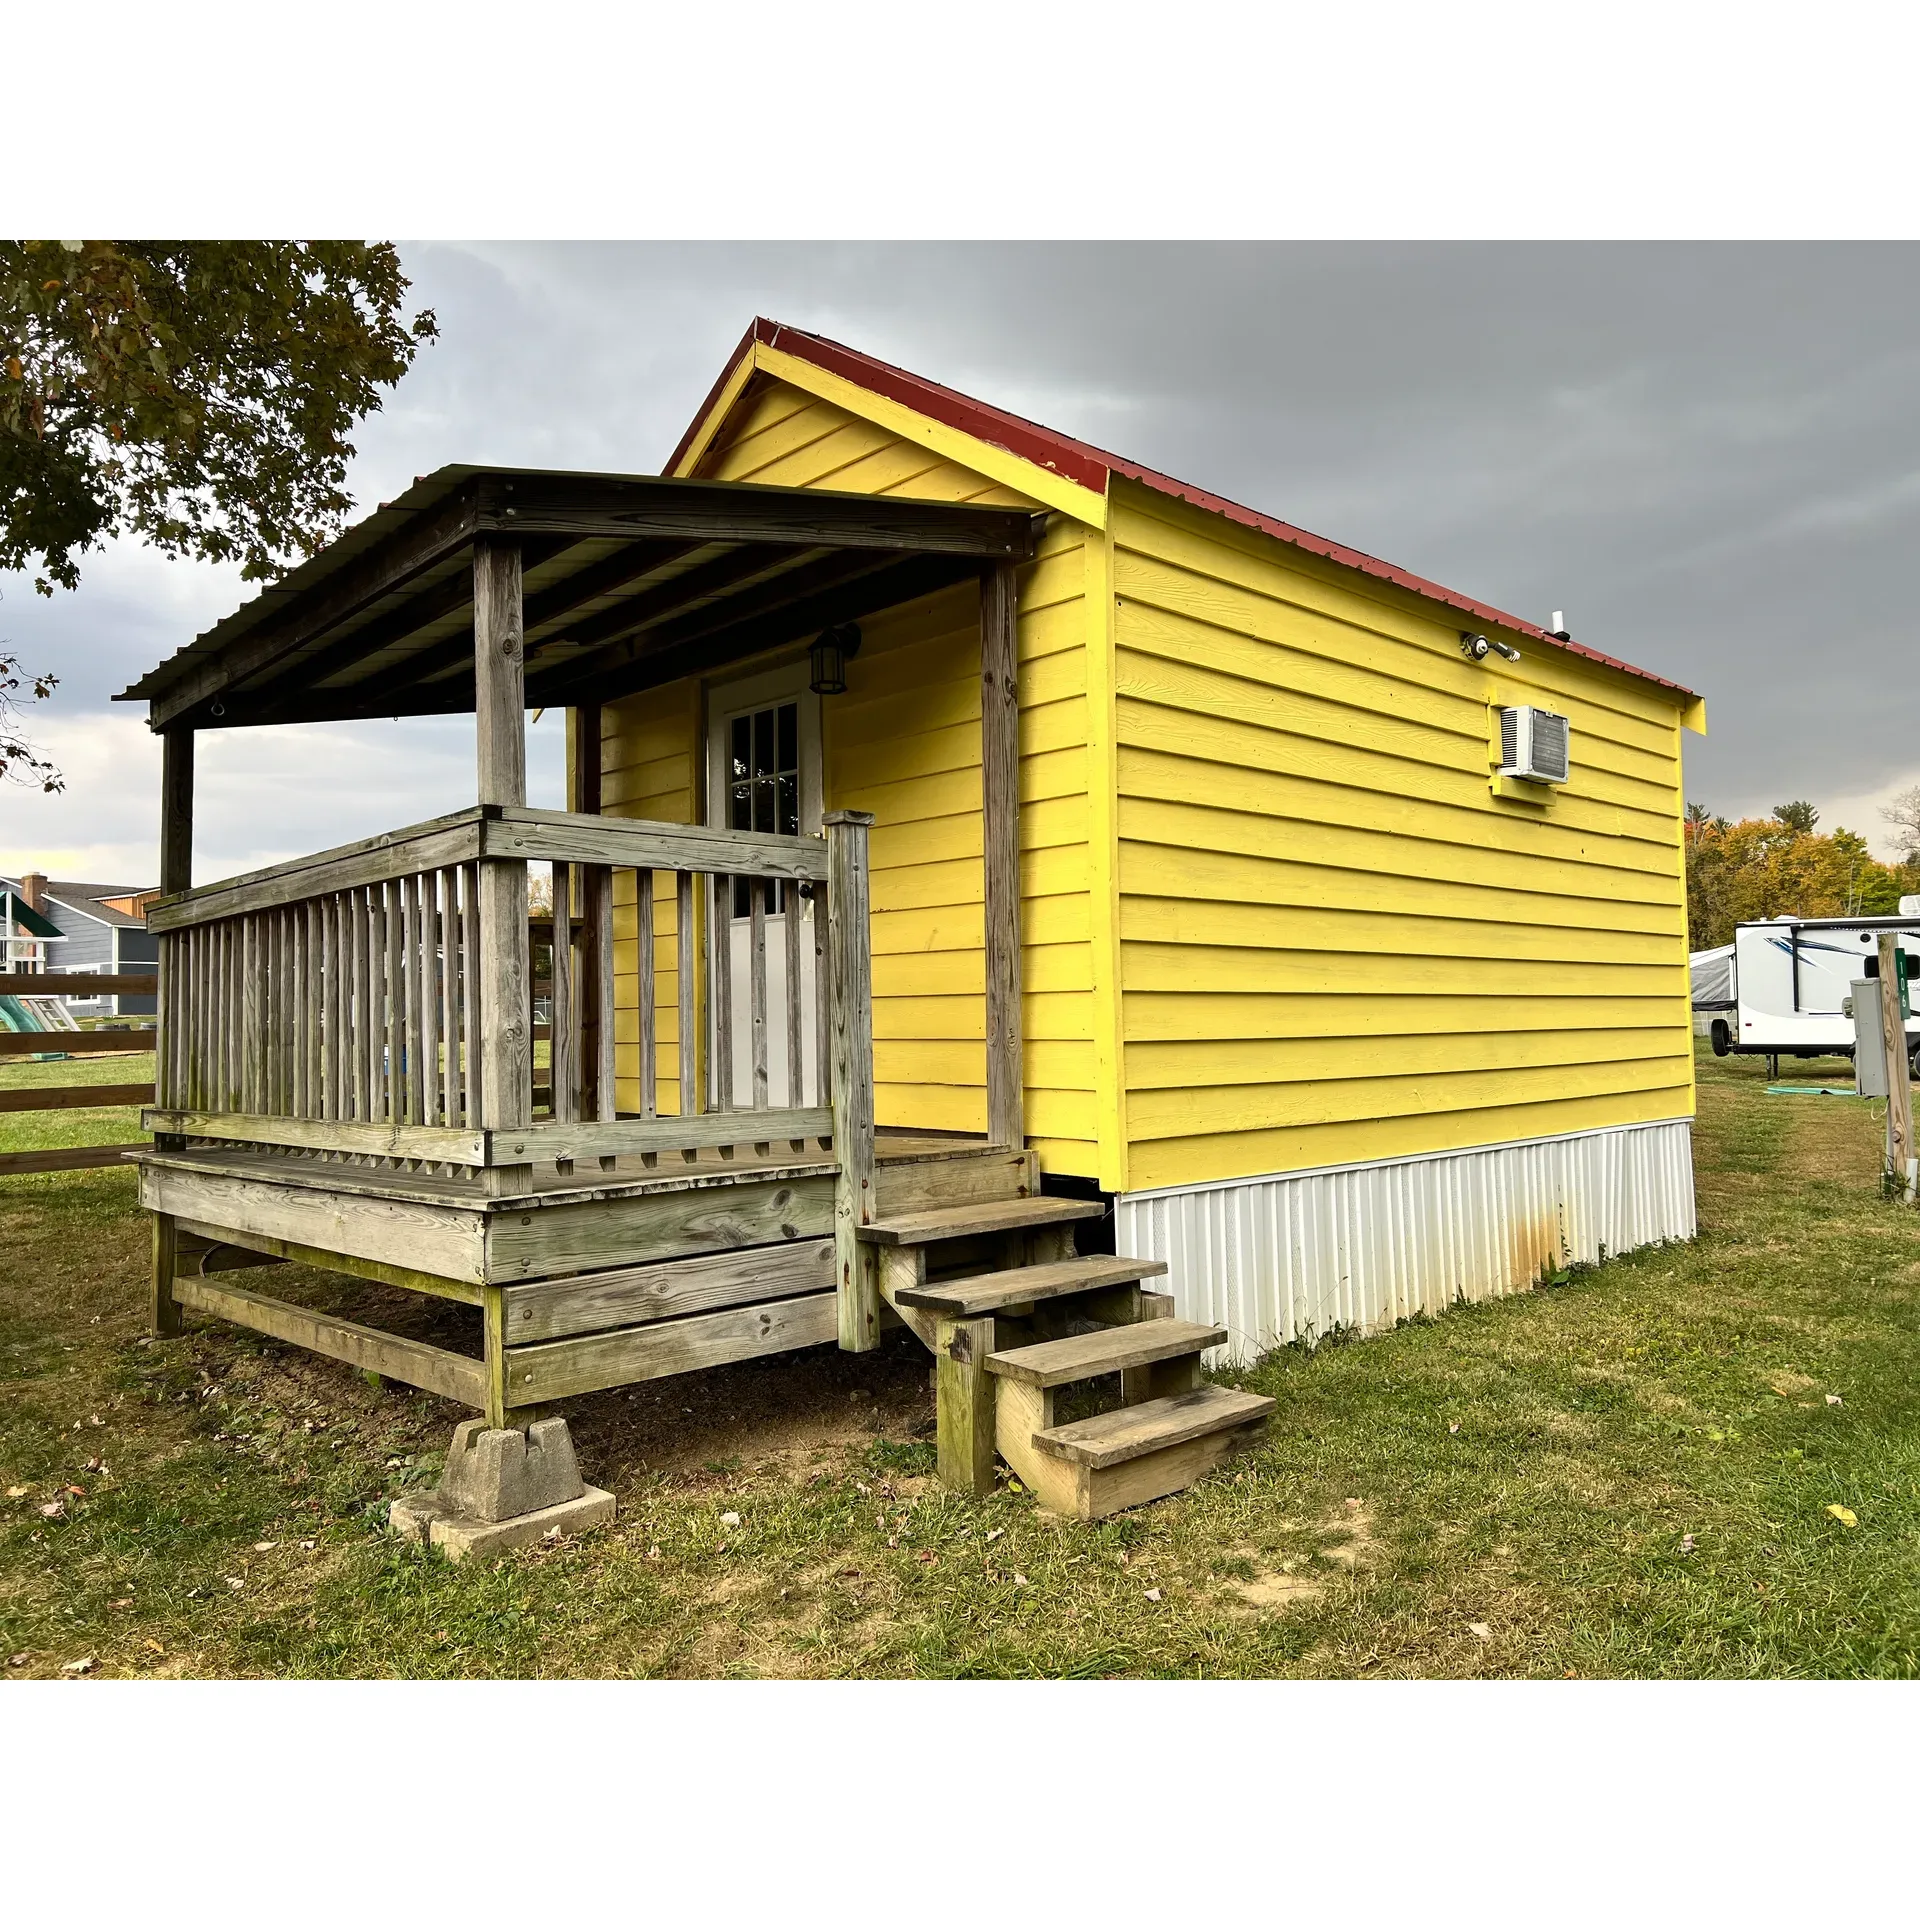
[{"x1": 117, "y1": 466, "x2": 1043, "y2": 733}]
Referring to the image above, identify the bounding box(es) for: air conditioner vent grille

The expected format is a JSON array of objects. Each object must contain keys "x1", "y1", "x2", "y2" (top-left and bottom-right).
[{"x1": 1496, "y1": 706, "x2": 1572, "y2": 785}]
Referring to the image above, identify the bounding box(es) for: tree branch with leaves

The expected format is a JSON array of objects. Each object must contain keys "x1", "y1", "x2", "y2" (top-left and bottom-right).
[{"x1": 1, "y1": 239, "x2": 436, "y2": 786}]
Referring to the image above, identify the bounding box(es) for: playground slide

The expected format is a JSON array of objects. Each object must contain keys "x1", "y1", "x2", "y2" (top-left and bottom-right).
[{"x1": 0, "y1": 994, "x2": 72, "y2": 1062}]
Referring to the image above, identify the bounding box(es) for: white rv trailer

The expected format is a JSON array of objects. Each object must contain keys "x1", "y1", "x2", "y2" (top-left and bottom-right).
[{"x1": 1694, "y1": 915, "x2": 1920, "y2": 1069}]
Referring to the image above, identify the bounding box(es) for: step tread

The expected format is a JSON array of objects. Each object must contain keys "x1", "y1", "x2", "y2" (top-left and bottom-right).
[
  {"x1": 1031, "y1": 1385, "x2": 1275, "y2": 1467},
  {"x1": 984, "y1": 1316, "x2": 1225, "y2": 1389},
  {"x1": 857, "y1": 1195, "x2": 1104, "y2": 1246},
  {"x1": 896, "y1": 1254, "x2": 1167, "y2": 1316}
]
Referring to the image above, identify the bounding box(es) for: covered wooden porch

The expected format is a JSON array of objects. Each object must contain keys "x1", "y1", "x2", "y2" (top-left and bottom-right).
[{"x1": 120, "y1": 468, "x2": 1053, "y2": 1426}]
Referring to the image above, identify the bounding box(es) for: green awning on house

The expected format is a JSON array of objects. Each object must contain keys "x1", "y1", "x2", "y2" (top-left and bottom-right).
[{"x1": 0, "y1": 892, "x2": 64, "y2": 941}]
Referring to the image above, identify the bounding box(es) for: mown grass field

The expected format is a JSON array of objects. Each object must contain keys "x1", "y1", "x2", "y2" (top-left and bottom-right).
[{"x1": 4, "y1": 1044, "x2": 1918, "y2": 1679}]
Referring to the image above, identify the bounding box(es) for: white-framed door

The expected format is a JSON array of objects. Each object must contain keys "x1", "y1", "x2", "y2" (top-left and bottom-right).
[{"x1": 705, "y1": 661, "x2": 825, "y2": 1109}]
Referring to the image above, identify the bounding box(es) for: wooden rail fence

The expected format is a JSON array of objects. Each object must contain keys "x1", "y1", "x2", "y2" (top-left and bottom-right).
[{"x1": 0, "y1": 973, "x2": 158, "y2": 1177}]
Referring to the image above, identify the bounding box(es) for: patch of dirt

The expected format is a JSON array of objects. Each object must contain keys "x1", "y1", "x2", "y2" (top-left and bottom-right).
[
  {"x1": 1768, "y1": 1370, "x2": 1819, "y2": 1397},
  {"x1": 1224, "y1": 1566, "x2": 1324, "y2": 1610},
  {"x1": 564, "y1": 1333, "x2": 936, "y2": 1489},
  {"x1": 1319, "y1": 1499, "x2": 1379, "y2": 1571}
]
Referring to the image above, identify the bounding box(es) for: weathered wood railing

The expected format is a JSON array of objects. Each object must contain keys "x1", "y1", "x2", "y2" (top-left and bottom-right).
[{"x1": 143, "y1": 805, "x2": 872, "y2": 1187}]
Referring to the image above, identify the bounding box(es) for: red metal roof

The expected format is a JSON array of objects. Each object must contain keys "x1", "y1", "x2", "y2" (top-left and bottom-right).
[{"x1": 670, "y1": 317, "x2": 1694, "y2": 700}]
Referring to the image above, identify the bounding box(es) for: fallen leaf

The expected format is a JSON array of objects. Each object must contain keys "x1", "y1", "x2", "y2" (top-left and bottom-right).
[
  {"x1": 61, "y1": 1658, "x2": 96, "y2": 1675},
  {"x1": 63, "y1": 1485, "x2": 83, "y2": 1498},
  {"x1": 1826, "y1": 1395, "x2": 1844, "y2": 1407},
  {"x1": 38, "y1": 1502, "x2": 63, "y2": 1520},
  {"x1": 297, "y1": 1540, "x2": 316, "y2": 1551},
  {"x1": 225, "y1": 1576, "x2": 245, "y2": 1590},
  {"x1": 1448, "y1": 1422, "x2": 1460, "y2": 1434},
  {"x1": 986, "y1": 1528, "x2": 1004, "y2": 1543},
  {"x1": 6, "y1": 1487, "x2": 27, "y2": 1499},
  {"x1": 646, "y1": 1545, "x2": 661, "y2": 1560},
  {"x1": 88, "y1": 1414, "x2": 103, "y2": 1427},
  {"x1": 1679, "y1": 1534, "x2": 1696, "y2": 1554},
  {"x1": 7, "y1": 1652, "x2": 29, "y2": 1668},
  {"x1": 916, "y1": 1550, "x2": 937, "y2": 1564},
  {"x1": 1564, "y1": 1669, "x2": 1578, "y2": 1680},
  {"x1": 144, "y1": 1641, "x2": 166, "y2": 1656},
  {"x1": 719, "y1": 1512, "x2": 741, "y2": 1528},
  {"x1": 1012, "y1": 1572, "x2": 1029, "y2": 1586},
  {"x1": 1827, "y1": 1505, "x2": 1858, "y2": 1528},
  {"x1": 1145, "y1": 1587, "x2": 1163, "y2": 1602},
  {"x1": 1467, "y1": 1622, "x2": 1493, "y2": 1639},
  {"x1": 109, "y1": 1598, "x2": 133, "y2": 1610},
  {"x1": 252, "y1": 1541, "x2": 276, "y2": 1553}
]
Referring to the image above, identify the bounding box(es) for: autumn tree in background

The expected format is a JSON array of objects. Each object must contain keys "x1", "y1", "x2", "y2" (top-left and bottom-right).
[
  {"x1": 1, "y1": 241, "x2": 436, "y2": 787},
  {"x1": 1685, "y1": 801, "x2": 1918, "y2": 948}
]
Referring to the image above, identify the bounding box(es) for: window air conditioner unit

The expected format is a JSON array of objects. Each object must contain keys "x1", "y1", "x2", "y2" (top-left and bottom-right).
[{"x1": 1498, "y1": 706, "x2": 1571, "y2": 784}]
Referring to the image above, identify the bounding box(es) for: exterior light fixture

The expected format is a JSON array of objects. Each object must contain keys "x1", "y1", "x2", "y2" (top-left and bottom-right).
[
  {"x1": 809, "y1": 622, "x2": 862, "y2": 695},
  {"x1": 1460, "y1": 631, "x2": 1521, "y2": 663}
]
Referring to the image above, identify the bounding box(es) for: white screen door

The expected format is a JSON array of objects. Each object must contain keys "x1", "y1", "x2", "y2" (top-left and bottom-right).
[{"x1": 705, "y1": 664, "x2": 823, "y2": 1109}]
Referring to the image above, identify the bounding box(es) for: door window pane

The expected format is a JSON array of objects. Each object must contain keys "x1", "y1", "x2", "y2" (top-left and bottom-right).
[{"x1": 725, "y1": 699, "x2": 802, "y2": 915}]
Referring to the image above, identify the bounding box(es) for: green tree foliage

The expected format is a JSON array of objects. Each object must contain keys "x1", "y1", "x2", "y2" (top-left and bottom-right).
[
  {"x1": 1686, "y1": 806, "x2": 1916, "y2": 948},
  {"x1": 1, "y1": 240, "x2": 436, "y2": 786}
]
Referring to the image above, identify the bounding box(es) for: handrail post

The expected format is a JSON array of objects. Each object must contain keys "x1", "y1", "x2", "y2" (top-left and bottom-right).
[
  {"x1": 474, "y1": 537, "x2": 533, "y2": 1195},
  {"x1": 825, "y1": 809, "x2": 878, "y2": 1352}
]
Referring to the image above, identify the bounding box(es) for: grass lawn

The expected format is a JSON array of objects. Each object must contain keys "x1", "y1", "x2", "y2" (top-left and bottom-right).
[{"x1": 5, "y1": 1044, "x2": 1919, "y2": 1679}]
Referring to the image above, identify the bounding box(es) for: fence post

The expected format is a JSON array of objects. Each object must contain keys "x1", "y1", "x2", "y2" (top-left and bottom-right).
[
  {"x1": 825, "y1": 809, "x2": 878, "y2": 1352},
  {"x1": 1878, "y1": 932, "x2": 1916, "y2": 1201}
]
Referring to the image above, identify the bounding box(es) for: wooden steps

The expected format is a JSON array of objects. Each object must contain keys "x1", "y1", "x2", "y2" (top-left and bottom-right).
[
  {"x1": 896, "y1": 1253, "x2": 1166, "y2": 1317},
  {"x1": 858, "y1": 1194, "x2": 1103, "y2": 1246},
  {"x1": 1031, "y1": 1385, "x2": 1276, "y2": 1468},
  {"x1": 872, "y1": 1188, "x2": 1263, "y2": 1522},
  {"x1": 985, "y1": 1316, "x2": 1224, "y2": 1389}
]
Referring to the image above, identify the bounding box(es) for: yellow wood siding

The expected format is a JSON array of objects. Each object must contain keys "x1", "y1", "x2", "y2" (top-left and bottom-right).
[
  {"x1": 1109, "y1": 479, "x2": 1693, "y2": 1192},
  {"x1": 593, "y1": 374, "x2": 1104, "y2": 1175}
]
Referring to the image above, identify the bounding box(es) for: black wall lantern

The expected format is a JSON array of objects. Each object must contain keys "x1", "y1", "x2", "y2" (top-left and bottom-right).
[{"x1": 809, "y1": 622, "x2": 862, "y2": 696}]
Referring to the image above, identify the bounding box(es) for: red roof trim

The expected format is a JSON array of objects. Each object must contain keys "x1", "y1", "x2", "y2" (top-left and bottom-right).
[{"x1": 667, "y1": 317, "x2": 1693, "y2": 700}]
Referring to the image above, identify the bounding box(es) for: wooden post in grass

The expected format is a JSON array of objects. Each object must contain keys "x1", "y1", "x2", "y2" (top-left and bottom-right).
[
  {"x1": 1877, "y1": 933, "x2": 1916, "y2": 1202},
  {"x1": 151, "y1": 1213, "x2": 184, "y2": 1338}
]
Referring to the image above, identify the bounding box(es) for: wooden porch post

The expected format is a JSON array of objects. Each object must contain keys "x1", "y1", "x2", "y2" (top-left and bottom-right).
[
  {"x1": 825, "y1": 809, "x2": 878, "y2": 1352},
  {"x1": 980, "y1": 563, "x2": 1024, "y2": 1148},
  {"x1": 570, "y1": 701, "x2": 617, "y2": 1140},
  {"x1": 475, "y1": 538, "x2": 534, "y2": 1197},
  {"x1": 159, "y1": 727, "x2": 195, "y2": 897},
  {"x1": 155, "y1": 726, "x2": 196, "y2": 1148}
]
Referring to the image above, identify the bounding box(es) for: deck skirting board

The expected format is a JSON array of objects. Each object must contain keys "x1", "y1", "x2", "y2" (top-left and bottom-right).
[
  {"x1": 505, "y1": 1290, "x2": 840, "y2": 1404},
  {"x1": 1116, "y1": 1116, "x2": 1697, "y2": 1366}
]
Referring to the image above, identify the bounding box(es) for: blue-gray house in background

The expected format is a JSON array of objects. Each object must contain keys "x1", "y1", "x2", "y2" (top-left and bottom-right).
[{"x1": 0, "y1": 873, "x2": 159, "y2": 1017}]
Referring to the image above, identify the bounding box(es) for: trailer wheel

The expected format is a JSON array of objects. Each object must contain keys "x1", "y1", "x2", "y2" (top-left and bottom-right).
[
  {"x1": 1909, "y1": 1040, "x2": 1920, "y2": 1082},
  {"x1": 1710, "y1": 1020, "x2": 1732, "y2": 1057}
]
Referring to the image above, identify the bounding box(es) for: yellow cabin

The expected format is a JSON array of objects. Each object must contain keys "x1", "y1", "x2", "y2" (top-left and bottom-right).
[
  {"x1": 620, "y1": 320, "x2": 1703, "y2": 1355},
  {"x1": 118, "y1": 317, "x2": 1702, "y2": 1531}
]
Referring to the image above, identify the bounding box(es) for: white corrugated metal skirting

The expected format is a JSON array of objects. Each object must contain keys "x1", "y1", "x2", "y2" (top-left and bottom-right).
[{"x1": 1116, "y1": 1117, "x2": 1696, "y2": 1368}]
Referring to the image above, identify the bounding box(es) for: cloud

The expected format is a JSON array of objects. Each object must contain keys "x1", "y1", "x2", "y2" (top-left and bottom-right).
[{"x1": 8, "y1": 241, "x2": 1920, "y2": 882}]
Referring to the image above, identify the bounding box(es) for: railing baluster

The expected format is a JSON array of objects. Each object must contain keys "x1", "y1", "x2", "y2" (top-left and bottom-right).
[
  {"x1": 813, "y1": 875, "x2": 830, "y2": 1111},
  {"x1": 635, "y1": 867, "x2": 656, "y2": 1121},
  {"x1": 383, "y1": 880, "x2": 404, "y2": 1124},
  {"x1": 749, "y1": 876, "x2": 769, "y2": 1124},
  {"x1": 711, "y1": 872, "x2": 734, "y2": 1114},
  {"x1": 420, "y1": 870, "x2": 441, "y2": 1128},
  {"x1": 461, "y1": 861, "x2": 482, "y2": 1128},
  {"x1": 676, "y1": 869, "x2": 697, "y2": 1157},
  {"x1": 403, "y1": 872, "x2": 425, "y2": 1126},
  {"x1": 785, "y1": 879, "x2": 805, "y2": 1149},
  {"x1": 550, "y1": 861, "x2": 575, "y2": 1129},
  {"x1": 353, "y1": 883, "x2": 374, "y2": 1121},
  {"x1": 440, "y1": 868, "x2": 460, "y2": 1130}
]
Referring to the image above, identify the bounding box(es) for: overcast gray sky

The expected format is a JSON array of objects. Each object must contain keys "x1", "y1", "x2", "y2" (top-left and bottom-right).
[{"x1": 6, "y1": 240, "x2": 1917, "y2": 885}]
